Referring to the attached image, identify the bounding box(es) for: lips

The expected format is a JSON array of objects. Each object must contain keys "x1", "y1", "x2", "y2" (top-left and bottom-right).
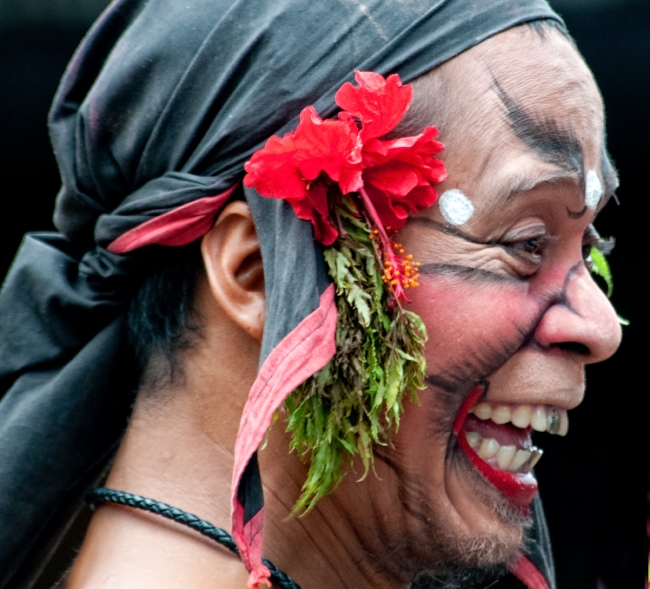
[{"x1": 452, "y1": 386, "x2": 569, "y2": 509}]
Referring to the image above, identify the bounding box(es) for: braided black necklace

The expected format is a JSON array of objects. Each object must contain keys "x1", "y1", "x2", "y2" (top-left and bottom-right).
[{"x1": 86, "y1": 487, "x2": 302, "y2": 589}]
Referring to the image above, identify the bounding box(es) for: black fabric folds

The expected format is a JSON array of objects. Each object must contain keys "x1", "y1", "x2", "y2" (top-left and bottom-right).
[{"x1": 0, "y1": 0, "x2": 563, "y2": 586}]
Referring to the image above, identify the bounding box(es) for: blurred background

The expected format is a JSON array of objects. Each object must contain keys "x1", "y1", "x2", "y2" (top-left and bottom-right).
[{"x1": 0, "y1": 0, "x2": 647, "y2": 588}]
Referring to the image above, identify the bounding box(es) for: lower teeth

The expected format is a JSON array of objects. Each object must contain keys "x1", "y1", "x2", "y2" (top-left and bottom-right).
[{"x1": 464, "y1": 430, "x2": 542, "y2": 473}]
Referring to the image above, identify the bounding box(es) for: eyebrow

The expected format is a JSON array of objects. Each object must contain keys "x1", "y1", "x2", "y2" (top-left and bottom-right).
[
  {"x1": 489, "y1": 79, "x2": 620, "y2": 209},
  {"x1": 492, "y1": 78, "x2": 585, "y2": 184}
]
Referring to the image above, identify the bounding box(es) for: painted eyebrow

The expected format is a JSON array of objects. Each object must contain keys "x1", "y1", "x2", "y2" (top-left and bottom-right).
[{"x1": 492, "y1": 78, "x2": 585, "y2": 186}]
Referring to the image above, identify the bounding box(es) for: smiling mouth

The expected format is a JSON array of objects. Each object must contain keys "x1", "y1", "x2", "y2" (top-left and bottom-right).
[{"x1": 452, "y1": 386, "x2": 569, "y2": 509}]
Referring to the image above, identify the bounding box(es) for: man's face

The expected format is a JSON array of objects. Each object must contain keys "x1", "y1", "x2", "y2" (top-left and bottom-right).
[{"x1": 350, "y1": 25, "x2": 622, "y2": 581}]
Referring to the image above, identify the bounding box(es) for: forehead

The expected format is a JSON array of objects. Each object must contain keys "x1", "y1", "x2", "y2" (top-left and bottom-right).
[{"x1": 407, "y1": 25, "x2": 616, "y2": 205}]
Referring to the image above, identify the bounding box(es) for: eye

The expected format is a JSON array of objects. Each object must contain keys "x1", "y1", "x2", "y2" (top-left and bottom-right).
[
  {"x1": 499, "y1": 230, "x2": 552, "y2": 274},
  {"x1": 512, "y1": 236, "x2": 547, "y2": 256}
]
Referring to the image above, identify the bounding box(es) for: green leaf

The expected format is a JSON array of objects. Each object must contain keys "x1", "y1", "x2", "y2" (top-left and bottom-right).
[
  {"x1": 590, "y1": 246, "x2": 613, "y2": 298},
  {"x1": 283, "y1": 196, "x2": 428, "y2": 514},
  {"x1": 346, "y1": 284, "x2": 372, "y2": 326}
]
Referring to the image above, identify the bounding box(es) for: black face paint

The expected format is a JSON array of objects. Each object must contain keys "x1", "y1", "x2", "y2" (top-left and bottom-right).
[
  {"x1": 492, "y1": 78, "x2": 585, "y2": 181},
  {"x1": 411, "y1": 216, "x2": 588, "y2": 437}
]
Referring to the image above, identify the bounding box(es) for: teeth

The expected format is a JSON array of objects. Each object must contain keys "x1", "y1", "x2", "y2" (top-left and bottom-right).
[
  {"x1": 531, "y1": 407, "x2": 547, "y2": 432},
  {"x1": 478, "y1": 438, "x2": 500, "y2": 459},
  {"x1": 469, "y1": 402, "x2": 568, "y2": 436},
  {"x1": 496, "y1": 445, "x2": 517, "y2": 469},
  {"x1": 511, "y1": 405, "x2": 532, "y2": 429},
  {"x1": 465, "y1": 431, "x2": 481, "y2": 448},
  {"x1": 491, "y1": 405, "x2": 511, "y2": 425},
  {"x1": 462, "y1": 430, "x2": 543, "y2": 473},
  {"x1": 527, "y1": 449, "x2": 543, "y2": 470},
  {"x1": 509, "y1": 449, "x2": 532, "y2": 471},
  {"x1": 473, "y1": 403, "x2": 492, "y2": 420},
  {"x1": 547, "y1": 408, "x2": 569, "y2": 436}
]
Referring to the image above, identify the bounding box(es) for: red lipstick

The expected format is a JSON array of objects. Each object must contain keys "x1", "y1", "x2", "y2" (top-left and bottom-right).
[{"x1": 452, "y1": 386, "x2": 538, "y2": 509}]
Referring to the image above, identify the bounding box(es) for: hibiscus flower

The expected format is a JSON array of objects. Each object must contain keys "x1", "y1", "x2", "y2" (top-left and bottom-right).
[{"x1": 243, "y1": 70, "x2": 446, "y2": 247}]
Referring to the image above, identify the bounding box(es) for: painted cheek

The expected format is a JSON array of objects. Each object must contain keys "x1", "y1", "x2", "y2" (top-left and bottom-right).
[{"x1": 407, "y1": 275, "x2": 541, "y2": 371}]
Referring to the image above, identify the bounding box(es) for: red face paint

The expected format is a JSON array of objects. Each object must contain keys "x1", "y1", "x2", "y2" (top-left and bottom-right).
[{"x1": 405, "y1": 270, "x2": 557, "y2": 509}]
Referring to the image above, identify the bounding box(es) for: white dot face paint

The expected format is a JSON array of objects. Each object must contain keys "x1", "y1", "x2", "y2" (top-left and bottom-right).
[
  {"x1": 585, "y1": 169, "x2": 603, "y2": 210},
  {"x1": 438, "y1": 189, "x2": 475, "y2": 226}
]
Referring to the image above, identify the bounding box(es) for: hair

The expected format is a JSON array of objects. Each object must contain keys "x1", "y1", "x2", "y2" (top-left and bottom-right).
[
  {"x1": 525, "y1": 17, "x2": 572, "y2": 42},
  {"x1": 127, "y1": 240, "x2": 205, "y2": 392},
  {"x1": 126, "y1": 18, "x2": 572, "y2": 393}
]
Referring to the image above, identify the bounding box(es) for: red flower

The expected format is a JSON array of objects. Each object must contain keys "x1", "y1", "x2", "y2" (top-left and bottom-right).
[
  {"x1": 292, "y1": 107, "x2": 363, "y2": 194},
  {"x1": 335, "y1": 71, "x2": 412, "y2": 141},
  {"x1": 243, "y1": 71, "x2": 446, "y2": 247},
  {"x1": 244, "y1": 107, "x2": 361, "y2": 245},
  {"x1": 287, "y1": 181, "x2": 339, "y2": 246},
  {"x1": 360, "y1": 126, "x2": 446, "y2": 230}
]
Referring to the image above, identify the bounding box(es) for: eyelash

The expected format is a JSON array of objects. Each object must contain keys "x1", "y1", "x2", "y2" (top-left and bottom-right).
[
  {"x1": 500, "y1": 231, "x2": 608, "y2": 276},
  {"x1": 500, "y1": 234, "x2": 552, "y2": 270}
]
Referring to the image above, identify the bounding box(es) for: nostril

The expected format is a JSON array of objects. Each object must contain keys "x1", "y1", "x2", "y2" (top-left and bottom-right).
[{"x1": 554, "y1": 341, "x2": 590, "y2": 356}]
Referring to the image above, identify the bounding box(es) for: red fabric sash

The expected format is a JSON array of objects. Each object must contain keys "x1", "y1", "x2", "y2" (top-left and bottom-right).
[
  {"x1": 107, "y1": 186, "x2": 237, "y2": 253},
  {"x1": 231, "y1": 285, "x2": 337, "y2": 587},
  {"x1": 510, "y1": 555, "x2": 551, "y2": 589}
]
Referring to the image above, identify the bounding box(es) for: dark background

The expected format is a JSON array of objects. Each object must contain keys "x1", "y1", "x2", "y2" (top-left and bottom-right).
[{"x1": 0, "y1": 0, "x2": 647, "y2": 588}]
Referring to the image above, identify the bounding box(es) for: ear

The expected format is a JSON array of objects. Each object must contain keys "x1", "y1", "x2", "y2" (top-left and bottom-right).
[{"x1": 201, "y1": 201, "x2": 265, "y2": 342}]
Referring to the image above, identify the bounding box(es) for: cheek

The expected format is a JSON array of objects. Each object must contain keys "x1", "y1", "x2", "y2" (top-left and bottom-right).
[{"x1": 406, "y1": 276, "x2": 541, "y2": 372}]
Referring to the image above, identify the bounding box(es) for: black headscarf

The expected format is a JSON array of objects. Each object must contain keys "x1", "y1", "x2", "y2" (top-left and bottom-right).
[{"x1": 0, "y1": 0, "x2": 563, "y2": 587}]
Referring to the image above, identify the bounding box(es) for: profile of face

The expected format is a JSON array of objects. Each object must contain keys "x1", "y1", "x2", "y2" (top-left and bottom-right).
[{"x1": 300, "y1": 24, "x2": 622, "y2": 584}]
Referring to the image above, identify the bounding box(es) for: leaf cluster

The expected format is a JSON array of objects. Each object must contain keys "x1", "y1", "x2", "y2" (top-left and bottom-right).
[{"x1": 284, "y1": 201, "x2": 427, "y2": 513}]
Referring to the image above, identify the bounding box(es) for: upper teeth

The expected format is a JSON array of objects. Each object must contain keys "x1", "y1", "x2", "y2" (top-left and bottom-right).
[{"x1": 469, "y1": 403, "x2": 568, "y2": 436}]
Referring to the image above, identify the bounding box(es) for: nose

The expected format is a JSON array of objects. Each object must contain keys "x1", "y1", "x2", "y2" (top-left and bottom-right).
[{"x1": 533, "y1": 264, "x2": 622, "y2": 364}]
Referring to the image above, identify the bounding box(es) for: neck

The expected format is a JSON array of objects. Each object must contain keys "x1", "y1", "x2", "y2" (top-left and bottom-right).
[
  {"x1": 66, "y1": 278, "x2": 407, "y2": 589},
  {"x1": 68, "y1": 385, "x2": 408, "y2": 589}
]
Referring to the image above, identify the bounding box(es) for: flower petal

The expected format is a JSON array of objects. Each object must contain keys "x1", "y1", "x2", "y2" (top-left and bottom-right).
[
  {"x1": 244, "y1": 135, "x2": 307, "y2": 199},
  {"x1": 363, "y1": 163, "x2": 420, "y2": 197},
  {"x1": 288, "y1": 182, "x2": 339, "y2": 246},
  {"x1": 335, "y1": 71, "x2": 412, "y2": 141},
  {"x1": 363, "y1": 183, "x2": 410, "y2": 230},
  {"x1": 293, "y1": 106, "x2": 362, "y2": 184}
]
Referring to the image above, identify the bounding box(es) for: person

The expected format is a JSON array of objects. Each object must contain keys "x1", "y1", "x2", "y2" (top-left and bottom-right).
[{"x1": 0, "y1": 1, "x2": 622, "y2": 588}]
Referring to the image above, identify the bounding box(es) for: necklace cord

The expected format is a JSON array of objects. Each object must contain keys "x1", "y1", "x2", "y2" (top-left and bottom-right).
[{"x1": 86, "y1": 487, "x2": 302, "y2": 589}]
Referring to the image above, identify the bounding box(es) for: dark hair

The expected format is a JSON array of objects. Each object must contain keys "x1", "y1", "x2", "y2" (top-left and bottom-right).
[
  {"x1": 526, "y1": 18, "x2": 573, "y2": 43},
  {"x1": 127, "y1": 240, "x2": 205, "y2": 391}
]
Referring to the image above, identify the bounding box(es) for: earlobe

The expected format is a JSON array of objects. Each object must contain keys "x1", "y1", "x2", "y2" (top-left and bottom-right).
[{"x1": 201, "y1": 202, "x2": 265, "y2": 342}]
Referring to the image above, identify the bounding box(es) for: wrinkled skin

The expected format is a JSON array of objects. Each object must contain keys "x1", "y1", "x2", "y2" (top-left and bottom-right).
[
  {"x1": 308, "y1": 24, "x2": 622, "y2": 584},
  {"x1": 66, "y1": 24, "x2": 621, "y2": 589}
]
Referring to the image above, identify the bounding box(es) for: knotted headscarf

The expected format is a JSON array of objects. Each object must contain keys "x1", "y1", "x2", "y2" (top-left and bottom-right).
[{"x1": 0, "y1": 0, "x2": 562, "y2": 587}]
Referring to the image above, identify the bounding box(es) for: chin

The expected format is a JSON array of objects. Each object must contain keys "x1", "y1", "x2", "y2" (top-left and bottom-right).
[
  {"x1": 404, "y1": 483, "x2": 523, "y2": 589},
  {"x1": 373, "y1": 442, "x2": 529, "y2": 585},
  {"x1": 394, "y1": 444, "x2": 530, "y2": 588},
  {"x1": 371, "y1": 379, "x2": 557, "y2": 585},
  {"x1": 446, "y1": 445, "x2": 532, "y2": 555},
  {"x1": 417, "y1": 396, "x2": 540, "y2": 570}
]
